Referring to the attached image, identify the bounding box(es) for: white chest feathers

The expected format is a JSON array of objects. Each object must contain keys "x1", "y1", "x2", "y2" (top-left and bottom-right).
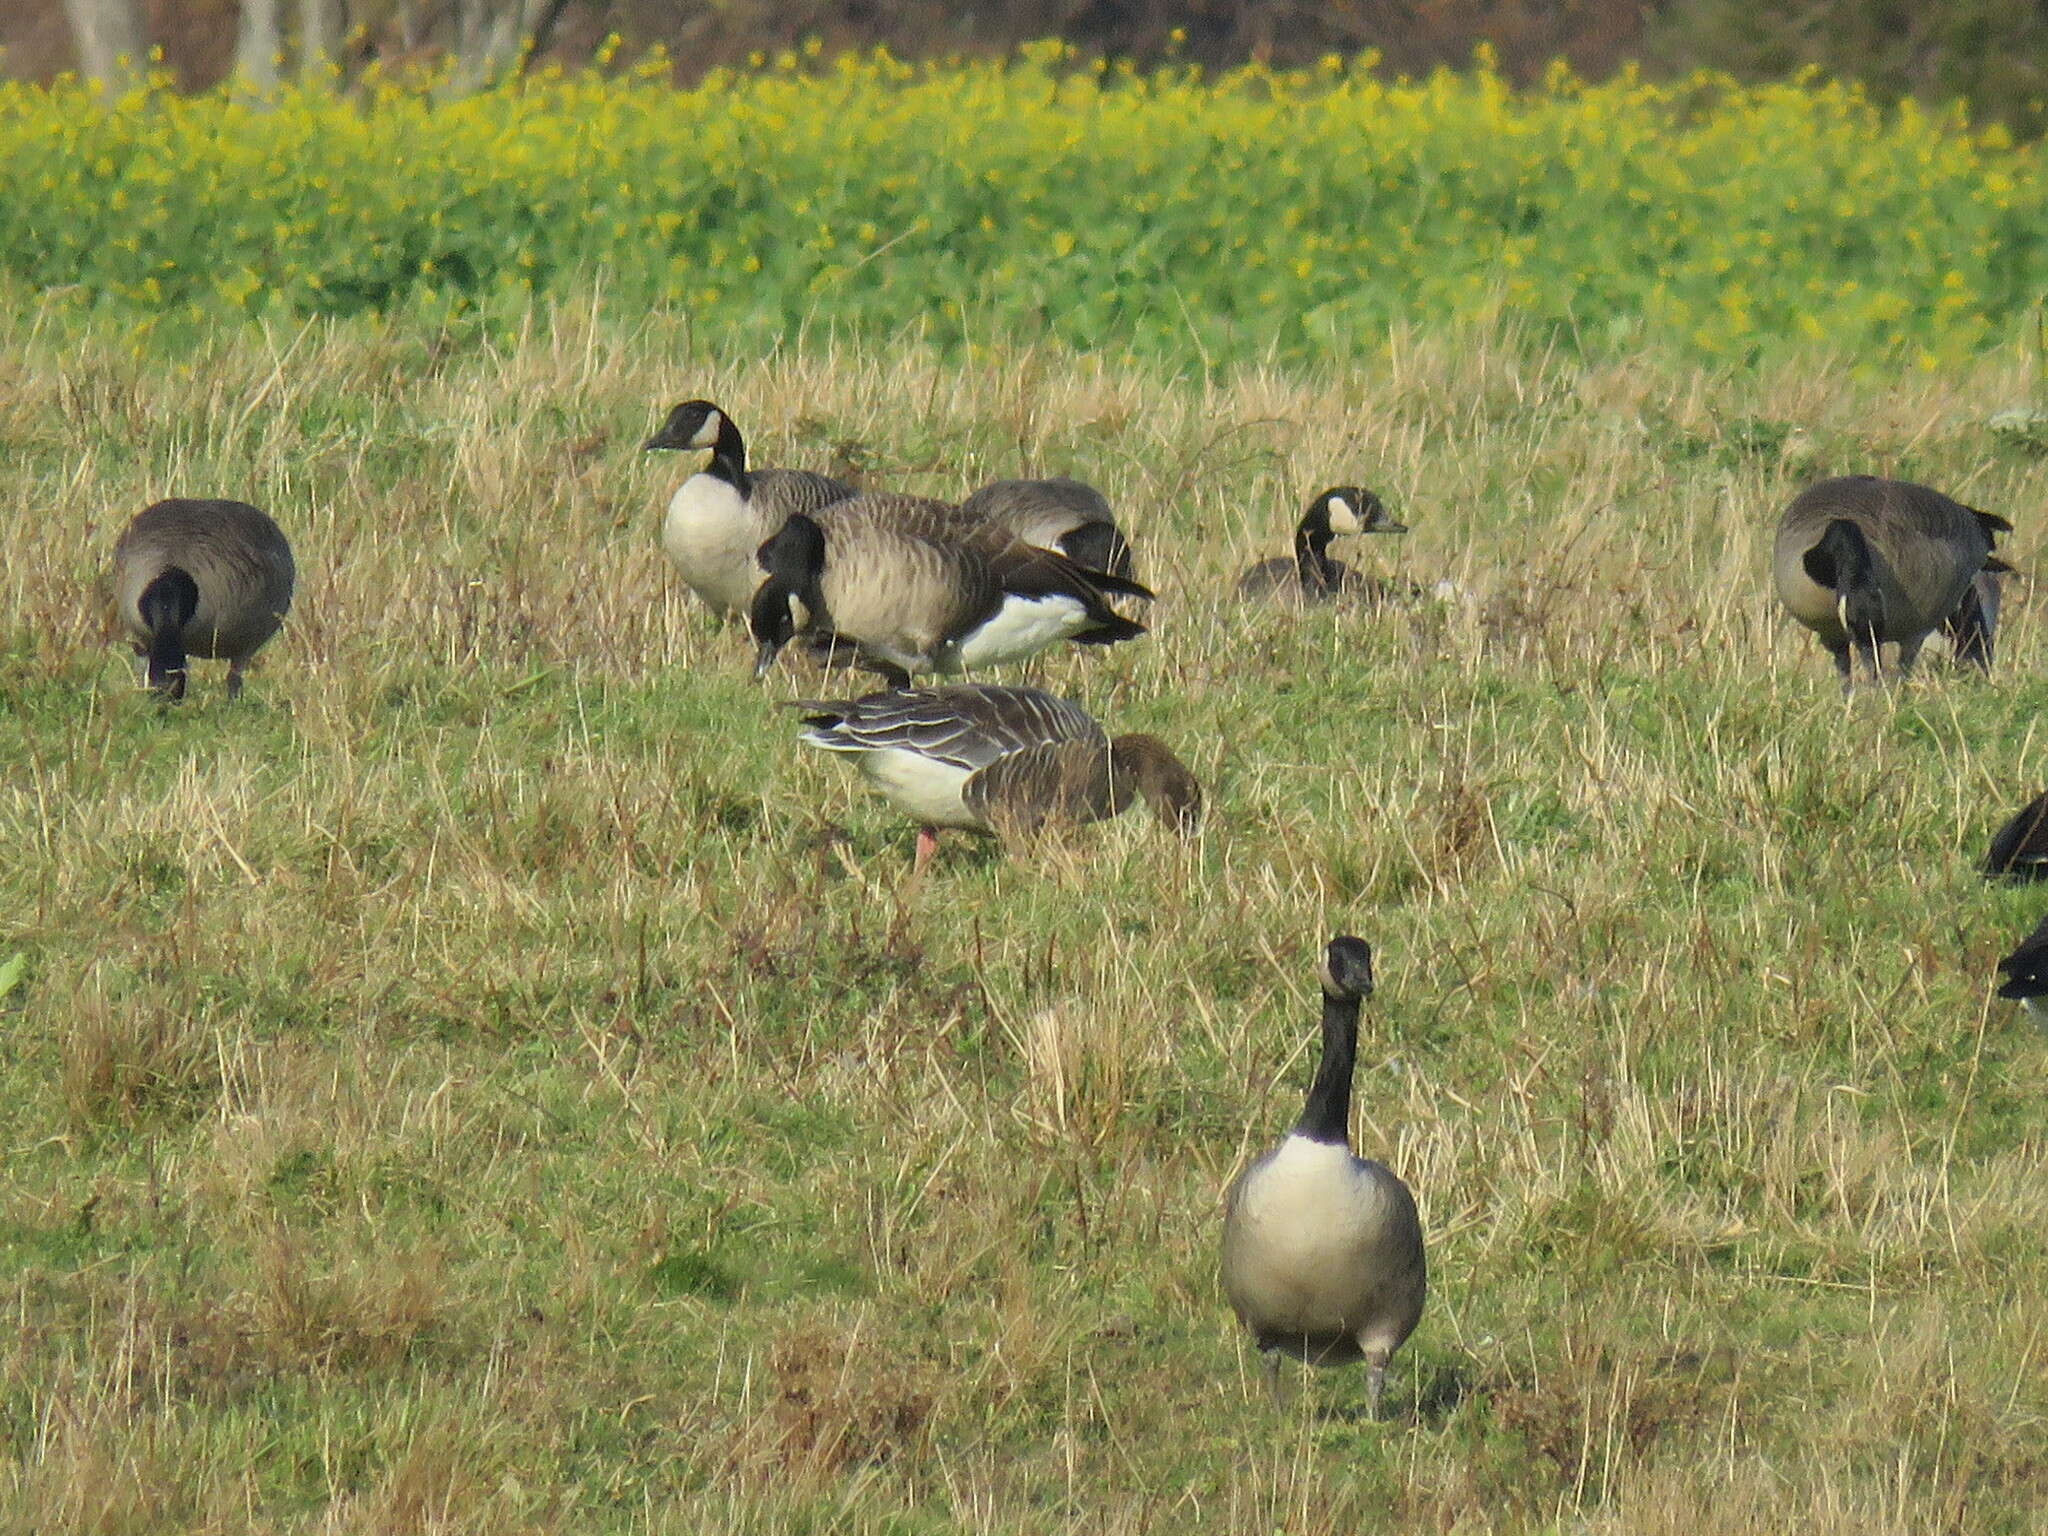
[
  {"x1": 1233, "y1": 1135, "x2": 1395, "y2": 1263},
  {"x1": 661, "y1": 473, "x2": 771, "y2": 616}
]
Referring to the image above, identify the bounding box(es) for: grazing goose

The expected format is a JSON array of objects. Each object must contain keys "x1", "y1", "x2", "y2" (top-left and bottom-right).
[
  {"x1": 642, "y1": 399, "x2": 857, "y2": 617},
  {"x1": 750, "y1": 510, "x2": 1151, "y2": 688},
  {"x1": 1771, "y1": 475, "x2": 2012, "y2": 688},
  {"x1": 1994, "y1": 914, "x2": 2048, "y2": 1023},
  {"x1": 958, "y1": 476, "x2": 1134, "y2": 579},
  {"x1": 1985, "y1": 791, "x2": 2048, "y2": 881},
  {"x1": 1221, "y1": 936, "x2": 1425, "y2": 1415},
  {"x1": 792, "y1": 684, "x2": 1200, "y2": 868},
  {"x1": 1238, "y1": 487, "x2": 1409, "y2": 602},
  {"x1": 112, "y1": 498, "x2": 295, "y2": 701}
]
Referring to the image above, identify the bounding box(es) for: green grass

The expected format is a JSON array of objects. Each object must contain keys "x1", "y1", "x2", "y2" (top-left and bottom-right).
[{"x1": 2, "y1": 296, "x2": 2047, "y2": 1533}]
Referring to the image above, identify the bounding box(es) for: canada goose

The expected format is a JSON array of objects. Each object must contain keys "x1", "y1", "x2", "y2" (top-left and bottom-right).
[
  {"x1": 1220, "y1": 936, "x2": 1425, "y2": 1415},
  {"x1": 792, "y1": 683, "x2": 1200, "y2": 868},
  {"x1": 642, "y1": 399, "x2": 856, "y2": 617},
  {"x1": 1985, "y1": 791, "x2": 2048, "y2": 881},
  {"x1": 112, "y1": 498, "x2": 295, "y2": 701},
  {"x1": 1771, "y1": 475, "x2": 2013, "y2": 687},
  {"x1": 1237, "y1": 487, "x2": 1409, "y2": 602},
  {"x1": 958, "y1": 476, "x2": 1134, "y2": 579},
  {"x1": 750, "y1": 509, "x2": 1152, "y2": 688},
  {"x1": 1994, "y1": 914, "x2": 2048, "y2": 1023}
]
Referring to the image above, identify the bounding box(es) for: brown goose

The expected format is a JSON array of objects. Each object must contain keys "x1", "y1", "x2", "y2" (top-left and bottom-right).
[
  {"x1": 112, "y1": 498, "x2": 295, "y2": 700},
  {"x1": 1771, "y1": 475, "x2": 2012, "y2": 688},
  {"x1": 958, "y1": 476, "x2": 1134, "y2": 579},
  {"x1": 642, "y1": 399, "x2": 856, "y2": 617},
  {"x1": 1221, "y1": 936, "x2": 1425, "y2": 1415},
  {"x1": 792, "y1": 684, "x2": 1200, "y2": 868},
  {"x1": 1237, "y1": 487, "x2": 1409, "y2": 603},
  {"x1": 750, "y1": 509, "x2": 1151, "y2": 688}
]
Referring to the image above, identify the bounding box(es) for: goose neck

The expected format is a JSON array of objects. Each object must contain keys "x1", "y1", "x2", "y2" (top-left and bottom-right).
[
  {"x1": 708, "y1": 415, "x2": 751, "y2": 496},
  {"x1": 1293, "y1": 520, "x2": 1339, "y2": 585},
  {"x1": 1293, "y1": 992, "x2": 1359, "y2": 1145}
]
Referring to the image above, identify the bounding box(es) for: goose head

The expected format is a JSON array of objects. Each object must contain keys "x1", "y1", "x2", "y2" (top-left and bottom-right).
[
  {"x1": 1109, "y1": 734, "x2": 1203, "y2": 835},
  {"x1": 1319, "y1": 934, "x2": 1375, "y2": 1003},
  {"x1": 1304, "y1": 487, "x2": 1404, "y2": 543},
  {"x1": 1996, "y1": 914, "x2": 2048, "y2": 1023},
  {"x1": 749, "y1": 514, "x2": 828, "y2": 678},
  {"x1": 1802, "y1": 517, "x2": 1885, "y2": 639},
  {"x1": 643, "y1": 399, "x2": 740, "y2": 459},
  {"x1": 135, "y1": 567, "x2": 200, "y2": 701}
]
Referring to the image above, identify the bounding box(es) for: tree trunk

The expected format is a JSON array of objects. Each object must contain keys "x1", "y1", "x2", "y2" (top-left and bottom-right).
[
  {"x1": 236, "y1": 0, "x2": 285, "y2": 89},
  {"x1": 299, "y1": 0, "x2": 346, "y2": 81},
  {"x1": 452, "y1": 0, "x2": 554, "y2": 90},
  {"x1": 59, "y1": 0, "x2": 148, "y2": 89}
]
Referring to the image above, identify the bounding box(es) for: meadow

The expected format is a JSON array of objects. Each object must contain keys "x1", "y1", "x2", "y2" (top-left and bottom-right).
[{"x1": 2, "y1": 281, "x2": 2046, "y2": 1532}]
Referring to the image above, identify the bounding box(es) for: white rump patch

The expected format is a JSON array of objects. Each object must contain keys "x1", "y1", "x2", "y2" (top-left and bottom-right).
[{"x1": 953, "y1": 593, "x2": 1091, "y2": 670}]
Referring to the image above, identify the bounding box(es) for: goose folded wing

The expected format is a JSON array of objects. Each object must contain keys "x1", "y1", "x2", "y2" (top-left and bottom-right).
[
  {"x1": 961, "y1": 737, "x2": 1122, "y2": 833},
  {"x1": 793, "y1": 686, "x2": 1099, "y2": 773}
]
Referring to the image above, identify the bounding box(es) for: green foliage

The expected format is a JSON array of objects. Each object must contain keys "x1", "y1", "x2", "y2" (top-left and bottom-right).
[{"x1": 1, "y1": 48, "x2": 2044, "y2": 370}]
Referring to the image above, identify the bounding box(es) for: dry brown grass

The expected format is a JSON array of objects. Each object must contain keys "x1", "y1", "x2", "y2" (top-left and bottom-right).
[{"x1": 0, "y1": 298, "x2": 2045, "y2": 1531}]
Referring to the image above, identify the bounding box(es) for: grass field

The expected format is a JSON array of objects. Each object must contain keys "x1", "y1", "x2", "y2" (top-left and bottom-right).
[{"x1": 3, "y1": 294, "x2": 2048, "y2": 1533}]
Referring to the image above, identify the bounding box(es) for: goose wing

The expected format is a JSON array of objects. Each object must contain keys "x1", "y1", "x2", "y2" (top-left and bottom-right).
[
  {"x1": 960, "y1": 478, "x2": 1131, "y2": 578},
  {"x1": 961, "y1": 736, "x2": 1124, "y2": 832},
  {"x1": 752, "y1": 467, "x2": 857, "y2": 520},
  {"x1": 1885, "y1": 478, "x2": 2010, "y2": 549},
  {"x1": 793, "y1": 685, "x2": 1101, "y2": 774},
  {"x1": 824, "y1": 492, "x2": 1150, "y2": 602}
]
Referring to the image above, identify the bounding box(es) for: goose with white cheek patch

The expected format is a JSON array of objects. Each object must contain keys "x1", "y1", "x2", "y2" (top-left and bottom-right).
[
  {"x1": 1221, "y1": 936, "x2": 1425, "y2": 1415},
  {"x1": 642, "y1": 399, "x2": 856, "y2": 618},
  {"x1": 791, "y1": 683, "x2": 1200, "y2": 871},
  {"x1": 750, "y1": 509, "x2": 1152, "y2": 689},
  {"x1": 1771, "y1": 475, "x2": 2012, "y2": 690},
  {"x1": 112, "y1": 498, "x2": 296, "y2": 701},
  {"x1": 1995, "y1": 914, "x2": 2048, "y2": 1025},
  {"x1": 1237, "y1": 487, "x2": 1407, "y2": 603},
  {"x1": 958, "y1": 475, "x2": 1135, "y2": 580}
]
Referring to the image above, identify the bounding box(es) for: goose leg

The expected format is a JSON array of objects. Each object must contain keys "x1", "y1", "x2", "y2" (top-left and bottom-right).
[
  {"x1": 225, "y1": 659, "x2": 246, "y2": 700},
  {"x1": 1824, "y1": 641, "x2": 1854, "y2": 694},
  {"x1": 912, "y1": 826, "x2": 941, "y2": 876},
  {"x1": 1894, "y1": 633, "x2": 1928, "y2": 675},
  {"x1": 1363, "y1": 1345, "x2": 1390, "y2": 1419},
  {"x1": 1259, "y1": 1348, "x2": 1286, "y2": 1408}
]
